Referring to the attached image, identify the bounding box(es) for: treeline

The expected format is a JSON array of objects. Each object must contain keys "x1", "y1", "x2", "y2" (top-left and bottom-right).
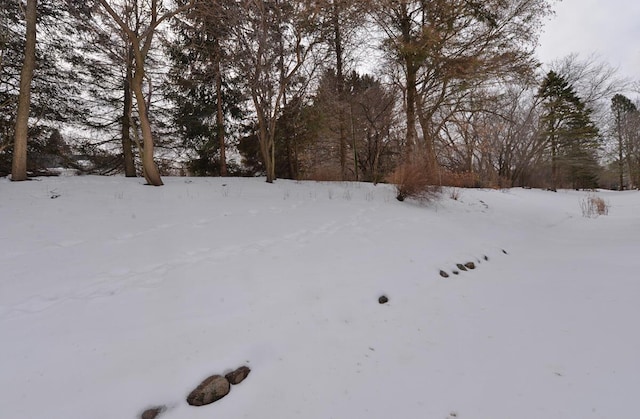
[{"x1": 1, "y1": 0, "x2": 638, "y2": 189}]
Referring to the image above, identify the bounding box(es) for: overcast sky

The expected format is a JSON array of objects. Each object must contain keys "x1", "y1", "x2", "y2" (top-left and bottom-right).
[{"x1": 536, "y1": 0, "x2": 640, "y2": 82}]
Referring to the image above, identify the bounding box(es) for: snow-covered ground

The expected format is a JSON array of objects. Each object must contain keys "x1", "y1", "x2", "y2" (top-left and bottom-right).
[{"x1": 1, "y1": 176, "x2": 639, "y2": 419}]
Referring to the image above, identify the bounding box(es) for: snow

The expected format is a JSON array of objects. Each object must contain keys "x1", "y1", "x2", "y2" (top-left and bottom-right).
[{"x1": 1, "y1": 176, "x2": 639, "y2": 419}]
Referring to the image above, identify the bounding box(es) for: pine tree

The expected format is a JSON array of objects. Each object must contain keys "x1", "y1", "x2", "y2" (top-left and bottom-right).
[
  {"x1": 165, "y1": 2, "x2": 243, "y2": 177},
  {"x1": 1, "y1": 0, "x2": 89, "y2": 177},
  {"x1": 611, "y1": 94, "x2": 638, "y2": 189},
  {"x1": 538, "y1": 71, "x2": 600, "y2": 190}
]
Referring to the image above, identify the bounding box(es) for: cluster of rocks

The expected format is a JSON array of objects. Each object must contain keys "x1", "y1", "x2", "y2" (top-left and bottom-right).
[
  {"x1": 439, "y1": 250, "x2": 507, "y2": 278},
  {"x1": 439, "y1": 260, "x2": 477, "y2": 278},
  {"x1": 379, "y1": 250, "x2": 509, "y2": 305},
  {"x1": 140, "y1": 366, "x2": 251, "y2": 419}
]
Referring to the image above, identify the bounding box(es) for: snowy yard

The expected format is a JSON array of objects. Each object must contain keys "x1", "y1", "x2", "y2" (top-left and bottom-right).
[{"x1": 1, "y1": 176, "x2": 639, "y2": 419}]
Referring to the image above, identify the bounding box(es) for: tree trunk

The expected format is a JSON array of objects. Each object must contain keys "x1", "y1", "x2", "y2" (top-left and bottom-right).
[
  {"x1": 618, "y1": 128, "x2": 624, "y2": 190},
  {"x1": 254, "y1": 99, "x2": 275, "y2": 183},
  {"x1": 122, "y1": 56, "x2": 136, "y2": 177},
  {"x1": 404, "y1": 60, "x2": 419, "y2": 153},
  {"x1": 214, "y1": 38, "x2": 227, "y2": 176},
  {"x1": 131, "y1": 71, "x2": 163, "y2": 186},
  {"x1": 332, "y1": 1, "x2": 347, "y2": 180},
  {"x1": 261, "y1": 134, "x2": 275, "y2": 183},
  {"x1": 551, "y1": 135, "x2": 558, "y2": 191},
  {"x1": 268, "y1": 135, "x2": 275, "y2": 183},
  {"x1": 415, "y1": 93, "x2": 437, "y2": 171},
  {"x1": 11, "y1": 0, "x2": 37, "y2": 182}
]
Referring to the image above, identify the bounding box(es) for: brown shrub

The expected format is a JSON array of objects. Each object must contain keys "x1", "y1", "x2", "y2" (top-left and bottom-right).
[
  {"x1": 580, "y1": 194, "x2": 609, "y2": 218},
  {"x1": 438, "y1": 170, "x2": 481, "y2": 188},
  {"x1": 301, "y1": 166, "x2": 343, "y2": 182},
  {"x1": 387, "y1": 160, "x2": 440, "y2": 201}
]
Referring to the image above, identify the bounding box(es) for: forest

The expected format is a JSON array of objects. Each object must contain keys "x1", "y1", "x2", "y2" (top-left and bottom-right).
[{"x1": 2, "y1": 0, "x2": 639, "y2": 191}]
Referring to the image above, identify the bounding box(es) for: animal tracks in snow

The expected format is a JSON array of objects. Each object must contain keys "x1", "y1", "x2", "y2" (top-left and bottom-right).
[{"x1": 0, "y1": 209, "x2": 368, "y2": 321}]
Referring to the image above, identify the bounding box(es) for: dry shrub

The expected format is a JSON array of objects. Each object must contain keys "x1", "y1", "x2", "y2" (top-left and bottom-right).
[
  {"x1": 580, "y1": 194, "x2": 609, "y2": 218},
  {"x1": 449, "y1": 188, "x2": 461, "y2": 200},
  {"x1": 387, "y1": 160, "x2": 440, "y2": 201},
  {"x1": 302, "y1": 166, "x2": 343, "y2": 182},
  {"x1": 438, "y1": 170, "x2": 481, "y2": 188}
]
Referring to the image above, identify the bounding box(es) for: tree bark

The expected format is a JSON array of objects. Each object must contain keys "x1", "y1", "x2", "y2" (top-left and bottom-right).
[
  {"x1": 132, "y1": 70, "x2": 163, "y2": 185},
  {"x1": 11, "y1": 0, "x2": 37, "y2": 181},
  {"x1": 551, "y1": 134, "x2": 558, "y2": 191},
  {"x1": 214, "y1": 38, "x2": 227, "y2": 176},
  {"x1": 415, "y1": 92, "x2": 437, "y2": 171},
  {"x1": 617, "y1": 118, "x2": 624, "y2": 190},
  {"x1": 122, "y1": 52, "x2": 136, "y2": 177},
  {"x1": 255, "y1": 100, "x2": 275, "y2": 183},
  {"x1": 332, "y1": 0, "x2": 347, "y2": 180},
  {"x1": 97, "y1": 0, "x2": 197, "y2": 186},
  {"x1": 403, "y1": 53, "x2": 418, "y2": 153}
]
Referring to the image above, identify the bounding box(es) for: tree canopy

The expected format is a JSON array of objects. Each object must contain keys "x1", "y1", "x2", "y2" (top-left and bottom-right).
[{"x1": 1, "y1": 0, "x2": 637, "y2": 190}]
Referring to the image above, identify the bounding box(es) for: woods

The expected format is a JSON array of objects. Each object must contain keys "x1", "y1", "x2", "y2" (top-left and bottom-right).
[{"x1": 1, "y1": 0, "x2": 638, "y2": 190}]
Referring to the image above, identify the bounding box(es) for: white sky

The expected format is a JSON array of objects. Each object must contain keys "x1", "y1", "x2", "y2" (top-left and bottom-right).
[{"x1": 536, "y1": 0, "x2": 640, "y2": 82}]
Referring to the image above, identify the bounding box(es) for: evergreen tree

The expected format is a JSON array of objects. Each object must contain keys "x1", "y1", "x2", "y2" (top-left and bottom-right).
[
  {"x1": 66, "y1": 1, "x2": 141, "y2": 177},
  {"x1": 273, "y1": 95, "x2": 305, "y2": 179},
  {"x1": 611, "y1": 94, "x2": 638, "y2": 189},
  {"x1": 538, "y1": 71, "x2": 600, "y2": 190},
  {"x1": 165, "y1": 2, "x2": 243, "y2": 176},
  {"x1": 10, "y1": 0, "x2": 36, "y2": 181},
  {"x1": 1, "y1": 0, "x2": 88, "y2": 177}
]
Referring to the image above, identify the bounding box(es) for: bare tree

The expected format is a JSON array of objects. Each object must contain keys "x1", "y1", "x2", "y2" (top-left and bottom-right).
[
  {"x1": 350, "y1": 73, "x2": 399, "y2": 183},
  {"x1": 319, "y1": 0, "x2": 368, "y2": 179},
  {"x1": 372, "y1": 0, "x2": 552, "y2": 170},
  {"x1": 234, "y1": 0, "x2": 320, "y2": 183},
  {"x1": 551, "y1": 53, "x2": 629, "y2": 126},
  {"x1": 96, "y1": 0, "x2": 197, "y2": 185}
]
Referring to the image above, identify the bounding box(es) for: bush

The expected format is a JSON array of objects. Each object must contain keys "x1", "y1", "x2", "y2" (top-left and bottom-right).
[
  {"x1": 438, "y1": 170, "x2": 481, "y2": 188},
  {"x1": 387, "y1": 160, "x2": 440, "y2": 201},
  {"x1": 580, "y1": 194, "x2": 609, "y2": 218},
  {"x1": 302, "y1": 166, "x2": 343, "y2": 182}
]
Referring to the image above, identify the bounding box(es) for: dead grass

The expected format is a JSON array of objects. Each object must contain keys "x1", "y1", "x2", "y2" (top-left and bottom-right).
[{"x1": 580, "y1": 194, "x2": 609, "y2": 218}]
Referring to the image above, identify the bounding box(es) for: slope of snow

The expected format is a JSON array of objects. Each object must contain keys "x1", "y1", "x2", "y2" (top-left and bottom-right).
[{"x1": 1, "y1": 176, "x2": 639, "y2": 419}]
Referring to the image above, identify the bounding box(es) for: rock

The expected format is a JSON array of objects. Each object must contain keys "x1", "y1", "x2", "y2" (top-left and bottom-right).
[
  {"x1": 439, "y1": 270, "x2": 449, "y2": 278},
  {"x1": 456, "y1": 263, "x2": 467, "y2": 271},
  {"x1": 378, "y1": 295, "x2": 389, "y2": 304},
  {"x1": 225, "y1": 366, "x2": 251, "y2": 385},
  {"x1": 141, "y1": 406, "x2": 165, "y2": 419},
  {"x1": 464, "y1": 262, "x2": 476, "y2": 270},
  {"x1": 187, "y1": 375, "x2": 230, "y2": 406}
]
